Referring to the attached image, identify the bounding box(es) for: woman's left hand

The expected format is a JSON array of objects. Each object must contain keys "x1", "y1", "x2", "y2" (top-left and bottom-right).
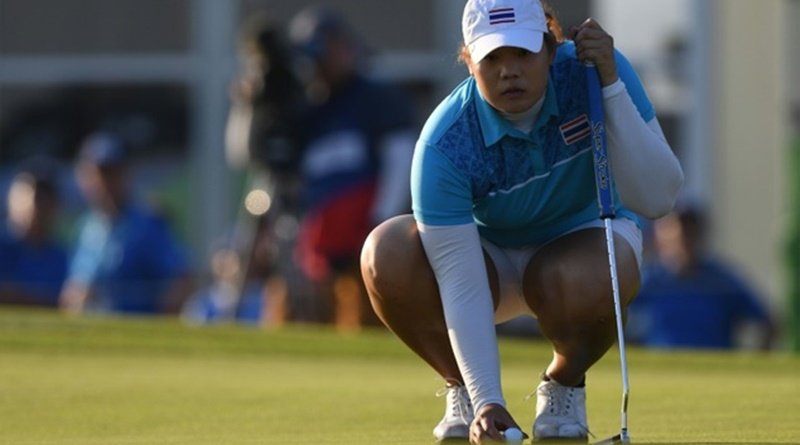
[{"x1": 571, "y1": 18, "x2": 619, "y2": 87}]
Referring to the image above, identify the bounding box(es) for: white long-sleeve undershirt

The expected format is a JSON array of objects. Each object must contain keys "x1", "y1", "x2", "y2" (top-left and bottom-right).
[
  {"x1": 418, "y1": 222, "x2": 505, "y2": 414},
  {"x1": 603, "y1": 79, "x2": 684, "y2": 218}
]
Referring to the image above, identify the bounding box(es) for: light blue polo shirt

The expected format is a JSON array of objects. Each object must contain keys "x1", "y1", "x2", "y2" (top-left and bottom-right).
[{"x1": 411, "y1": 42, "x2": 654, "y2": 247}]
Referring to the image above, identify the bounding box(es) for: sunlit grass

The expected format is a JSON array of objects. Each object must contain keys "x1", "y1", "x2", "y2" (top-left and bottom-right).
[{"x1": 0, "y1": 308, "x2": 797, "y2": 444}]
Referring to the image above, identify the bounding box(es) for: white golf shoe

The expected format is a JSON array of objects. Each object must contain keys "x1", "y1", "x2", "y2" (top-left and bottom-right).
[
  {"x1": 532, "y1": 379, "x2": 590, "y2": 442},
  {"x1": 433, "y1": 385, "x2": 473, "y2": 442}
]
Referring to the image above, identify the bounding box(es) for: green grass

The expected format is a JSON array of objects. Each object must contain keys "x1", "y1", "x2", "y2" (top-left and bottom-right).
[{"x1": 0, "y1": 308, "x2": 798, "y2": 444}]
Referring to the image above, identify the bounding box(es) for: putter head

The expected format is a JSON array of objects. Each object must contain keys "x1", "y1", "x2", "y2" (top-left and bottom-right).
[{"x1": 594, "y1": 432, "x2": 630, "y2": 444}]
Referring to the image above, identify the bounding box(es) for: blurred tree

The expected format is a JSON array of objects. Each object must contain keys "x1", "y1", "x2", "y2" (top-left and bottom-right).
[{"x1": 788, "y1": 106, "x2": 800, "y2": 353}]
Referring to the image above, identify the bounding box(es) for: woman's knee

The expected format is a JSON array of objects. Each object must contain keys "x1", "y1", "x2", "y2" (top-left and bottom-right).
[
  {"x1": 361, "y1": 215, "x2": 421, "y2": 282},
  {"x1": 360, "y1": 215, "x2": 438, "y2": 306},
  {"x1": 523, "y1": 230, "x2": 640, "y2": 325},
  {"x1": 362, "y1": 215, "x2": 503, "y2": 316}
]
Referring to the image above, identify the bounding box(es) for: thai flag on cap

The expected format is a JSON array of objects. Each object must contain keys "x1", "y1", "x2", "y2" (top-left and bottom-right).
[
  {"x1": 488, "y1": 7, "x2": 515, "y2": 25},
  {"x1": 559, "y1": 114, "x2": 591, "y2": 145}
]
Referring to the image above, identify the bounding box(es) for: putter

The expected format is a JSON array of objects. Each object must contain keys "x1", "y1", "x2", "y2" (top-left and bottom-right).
[{"x1": 585, "y1": 62, "x2": 631, "y2": 445}]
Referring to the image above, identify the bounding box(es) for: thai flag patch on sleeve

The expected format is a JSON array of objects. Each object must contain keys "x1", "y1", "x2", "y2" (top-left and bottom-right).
[
  {"x1": 489, "y1": 7, "x2": 515, "y2": 25},
  {"x1": 559, "y1": 114, "x2": 591, "y2": 145}
]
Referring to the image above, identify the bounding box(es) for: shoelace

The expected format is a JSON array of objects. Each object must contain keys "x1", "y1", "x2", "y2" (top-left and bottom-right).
[
  {"x1": 436, "y1": 386, "x2": 473, "y2": 424},
  {"x1": 525, "y1": 384, "x2": 594, "y2": 438}
]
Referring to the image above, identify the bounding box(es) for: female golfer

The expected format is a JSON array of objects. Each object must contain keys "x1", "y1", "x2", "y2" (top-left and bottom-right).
[{"x1": 360, "y1": 0, "x2": 683, "y2": 442}]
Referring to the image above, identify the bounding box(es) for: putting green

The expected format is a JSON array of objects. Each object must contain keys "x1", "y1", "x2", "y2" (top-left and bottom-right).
[{"x1": 0, "y1": 308, "x2": 797, "y2": 444}]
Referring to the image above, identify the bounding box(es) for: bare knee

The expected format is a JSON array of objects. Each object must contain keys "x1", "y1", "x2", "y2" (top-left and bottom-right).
[
  {"x1": 360, "y1": 215, "x2": 437, "y2": 307},
  {"x1": 531, "y1": 262, "x2": 611, "y2": 330},
  {"x1": 524, "y1": 230, "x2": 640, "y2": 332},
  {"x1": 360, "y1": 215, "x2": 420, "y2": 288}
]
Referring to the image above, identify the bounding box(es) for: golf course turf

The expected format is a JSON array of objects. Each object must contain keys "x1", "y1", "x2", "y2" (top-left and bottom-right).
[{"x1": 0, "y1": 308, "x2": 797, "y2": 444}]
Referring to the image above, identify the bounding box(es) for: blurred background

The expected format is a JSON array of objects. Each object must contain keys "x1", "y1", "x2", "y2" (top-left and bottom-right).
[{"x1": 0, "y1": 0, "x2": 798, "y2": 351}]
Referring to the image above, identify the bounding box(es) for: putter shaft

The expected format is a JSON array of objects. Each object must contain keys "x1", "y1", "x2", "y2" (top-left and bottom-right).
[{"x1": 603, "y1": 218, "x2": 630, "y2": 443}]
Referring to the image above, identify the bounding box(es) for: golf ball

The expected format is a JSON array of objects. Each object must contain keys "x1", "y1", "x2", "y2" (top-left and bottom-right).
[{"x1": 503, "y1": 427, "x2": 523, "y2": 443}]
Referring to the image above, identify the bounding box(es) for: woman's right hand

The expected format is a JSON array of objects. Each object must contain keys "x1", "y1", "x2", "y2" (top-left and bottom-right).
[
  {"x1": 571, "y1": 18, "x2": 619, "y2": 87},
  {"x1": 469, "y1": 403, "x2": 527, "y2": 444}
]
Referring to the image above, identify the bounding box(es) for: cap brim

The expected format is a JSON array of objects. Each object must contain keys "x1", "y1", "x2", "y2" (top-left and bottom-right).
[{"x1": 468, "y1": 29, "x2": 544, "y2": 63}]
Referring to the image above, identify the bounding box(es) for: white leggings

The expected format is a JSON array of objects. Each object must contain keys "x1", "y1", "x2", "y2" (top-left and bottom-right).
[{"x1": 480, "y1": 218, "x2": 643, "y2": 324}]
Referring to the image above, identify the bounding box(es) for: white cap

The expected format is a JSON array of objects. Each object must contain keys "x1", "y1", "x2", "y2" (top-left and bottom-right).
[{"x1": 462, "y1": 0, "x2": 548, "y2": 63}]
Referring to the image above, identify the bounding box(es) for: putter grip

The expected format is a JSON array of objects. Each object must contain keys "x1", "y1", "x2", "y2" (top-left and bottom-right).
[{"x1": 586, "y1": 64, "x2": 616, "y2": 219}]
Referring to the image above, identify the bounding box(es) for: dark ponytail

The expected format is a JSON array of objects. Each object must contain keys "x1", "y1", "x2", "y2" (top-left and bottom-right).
[{"x1": 541, "y1": 0, "x2": 565, "y2": 52}]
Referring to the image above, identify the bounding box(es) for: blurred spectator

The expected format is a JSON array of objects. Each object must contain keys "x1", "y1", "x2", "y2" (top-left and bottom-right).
[
  {"x1": 0, "y1": 158, "x2": 68, "y2": 306},
  {"x1": 59, "y1": 131, "x2": 194, "y2": 316},
  {"x1": 628, "y1": 204, "x2": 777, "y2": 350},
  {"x1": 182, "y1": 215, "x2": 288, "y2": 326},
  {"x1": 288, "y1": 6, "x2": 417, "y2": 330}
]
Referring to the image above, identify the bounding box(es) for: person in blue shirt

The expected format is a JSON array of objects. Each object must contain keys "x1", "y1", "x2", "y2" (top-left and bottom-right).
[
  {"x1": 0, "y1": 159, "x2": 68, "y2": 307},
  {"x1": 628, "y1": 205, "x2": 776, "y2": 350},
  {"x1": 360, "y1": 0, "x2": 683, "y2": 443},
  {"x1": 59, "y1": 132, "x2": 194, "y2": 316}
]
